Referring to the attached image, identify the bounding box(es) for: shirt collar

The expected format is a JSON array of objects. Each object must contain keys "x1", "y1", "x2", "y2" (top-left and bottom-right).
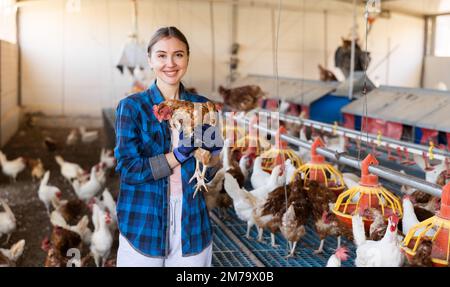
[{"x1": 149, "y1": 80, "x2": 188, "y2": 104}]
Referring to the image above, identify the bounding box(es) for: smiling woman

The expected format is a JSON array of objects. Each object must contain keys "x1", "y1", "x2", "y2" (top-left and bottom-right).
[{"x1": 114, "y1": 26, "x2": 222, "y2": 267}]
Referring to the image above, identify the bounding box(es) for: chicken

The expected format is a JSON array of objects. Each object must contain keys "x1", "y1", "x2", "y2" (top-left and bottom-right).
[
  {"x1": 318, "y1": 64, "x2": 338, "y2": 82},
  {"x1": 250, "y1": 156, "x2": 272, "y2": 189},
  {"x1": 414, "y1": 196, "x2": 440, "y2": 221},
  {"x1": 326, "y1": 246, "x2": 349, "y2": 267},
  {"x1": 368, "y1": 208, "x2": 387, "y2": 241},
  {"x1": 38, "y1": 170, "x2": 63, "y2": 215},
  {"x1": 308, "y1": 181, "x2": 353, "y2": 254},
  {"x1": 278, "y1": 177, "x2": 310, "y2": 257},
  {"x1": 72, "y1": 164, "x2": 105, "y2": 202},
  {"x1": 342, "y1": 173, "x2": 361, "y2": 203},
  {"x1": 0, "y1": 199, "x2": 16, "y2": 244},
  {"x1": 79, "y1": 126, "x2": 99, "y2": 143},
  {"x1": 43, "y1": 136, "x2": 60, "y2": 152},
  {"x1": 50, "y1": 211, "x2": 92, "y2": 246},
  {"x1": 152, "y1": 99, "x2": 221, "y2": 197},
  {"x1": 225, "y1": 165, "x2": 286, "y2": 240},
  {"x1": 92, "y1": 188, "x2": 117, "y2": 233},
  {"x1": 222, "y1": 139, "x2": 246, "y2": 187},
  {"x1": 408, "y1": 239, "x2": 433, "y2": 267},
  {"x1": 29, "y1": 158, "x2": 45, "y2": 181},
  {"x1": 51, "y1": 197, "x2": 90, "y2": 226},
  {"x1": 402, "y1": 195, "x2": 436, "y2": 238},
  {"x1": 0, "y1": 239, "x2": 25, "y2": 267},
  {"x1": 253, "y1": 185, "x2": 286, "y2": 246},
  {"x1": 55, "y1": 155, "x2": 86, "y2": 183},
  {"x1": 42, "y1": 226, "x2": 92, "y2": 267},
  {"x1": 0, "y1": 151, "x2": 26, "y2": 182},
  {"x1": 352, "y1": 214, "x2": 404, "y2": 267},
  {"x1": 90, "y1": 204, "x2": 113, "y2": 267},
  {"x1": 223, "y1": 173, "x2": 258, "y2": 239},
  {"x1": 280, "y1": 205, "x2": 306, "y2": 258},
  {"x1": 66, "y1": 128, "x2": 79, "y2": 146},
  {"x1": 218, "y1": 85, "x2": 265, "y2": 112},
  {"x1": 100, "y1": 148, "x2": 116, "y2": 170}
]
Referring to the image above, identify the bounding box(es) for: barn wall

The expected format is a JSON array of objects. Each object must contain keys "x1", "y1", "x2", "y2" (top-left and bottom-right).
[
  {"x1": 423, "y1": 56, "x2": 450, "y2": 91},
  {"x1": 18, "y1": 0, "x2": 425, "y2": 117},
  {"x1": 0, "y1": 40, "x2": 20, "y2": 147}
]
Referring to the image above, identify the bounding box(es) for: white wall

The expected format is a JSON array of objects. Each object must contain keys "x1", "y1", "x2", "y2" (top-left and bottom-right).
[
  {"x1": 423, "y1": 56, "x2": 450, "y2": 90},
  {"x1": 18, "y1": 0, "x2": 426, "y2": 117}
]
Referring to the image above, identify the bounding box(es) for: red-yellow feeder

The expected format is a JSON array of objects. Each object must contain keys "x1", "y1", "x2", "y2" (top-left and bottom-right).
[
  {"x1": 332, "y1": 153, "x2": 403, "y2": 232},
  {"x1": 401, "y1": 182, "x2": 450, "y2": 267},
  {"x1": 294, "y1": 137, "x2": 345, "y2": 196},
  {"x1": 260, "y1": 126, "x2": 303, "y2": 173}
]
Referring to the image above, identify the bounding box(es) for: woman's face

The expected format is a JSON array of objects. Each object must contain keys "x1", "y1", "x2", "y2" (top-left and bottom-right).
[{"x1": 148, "y1": 37, "x2": 189, "y2": 86}]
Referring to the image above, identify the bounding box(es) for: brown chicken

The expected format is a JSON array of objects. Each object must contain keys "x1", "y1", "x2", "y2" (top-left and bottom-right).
[
  {"x1": 42, "y1": 226, "x2": 92, "y2": 267},
  {"x1": 318, "y1": 64, "x2": 338, "y2": 81},
  {"x1": 28, "y1": 158, "x2": 45, "y2": 181},
  {"x1": 307, "y1": 181, "x2": 352, "y2": 254},
  {"x1": 218, "y1": 85, "x2": 265, "y2": 112},
  {"x1": 153, "y1": 99, "x2": 221, "y2": 198},
  {"x1": 52, "y1": 197, "x2": 91, "y2": 226},
  {"x1": 278, "y1": 176, "x2": 310, "y2": 257},
  {"x1": 409, "y1": 239, "x2": 433, "y2": 267}
]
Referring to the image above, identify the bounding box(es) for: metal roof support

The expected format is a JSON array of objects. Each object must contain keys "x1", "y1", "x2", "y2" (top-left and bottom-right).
[{"x1": 235, "y1": 115, "x2": 443, "y2": 197}]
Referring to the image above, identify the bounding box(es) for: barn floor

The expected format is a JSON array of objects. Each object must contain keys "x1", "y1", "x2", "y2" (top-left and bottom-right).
[{"x1": 0, "y1": 122, "x2": 120, "y2": 267}]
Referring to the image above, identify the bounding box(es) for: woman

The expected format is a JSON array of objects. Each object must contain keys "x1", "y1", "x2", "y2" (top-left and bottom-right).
[{"x1": 114, "y1": 27, "x2": 222, "y2": 267}]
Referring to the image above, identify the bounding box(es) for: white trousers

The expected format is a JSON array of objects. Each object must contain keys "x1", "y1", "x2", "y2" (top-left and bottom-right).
[{"x1": 116, "y1": 195, "x2": 213, "y2": 267}]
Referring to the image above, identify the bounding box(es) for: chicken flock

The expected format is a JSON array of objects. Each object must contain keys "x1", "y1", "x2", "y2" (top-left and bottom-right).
[{"x1": 0, "y1": 122, "x2": 118, "y2": 267}]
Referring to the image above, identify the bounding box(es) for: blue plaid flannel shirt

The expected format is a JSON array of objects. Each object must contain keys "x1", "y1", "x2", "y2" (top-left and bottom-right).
[{"x1": 114, "y1": 81, "x2": 214, "y2": 257}]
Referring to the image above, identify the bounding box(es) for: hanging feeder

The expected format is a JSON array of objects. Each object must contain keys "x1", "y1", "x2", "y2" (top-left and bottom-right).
[
  {"x1": 294, "y1": 137, "x2": 345, "y2": 196},
  {"x1": 401, "y1": 182, "x2": 450, "y2": 267},
  {"x1": 232, "y1": 116, "x2": 271, "y2": 159},
  {"x1": 332, "y1": 153, "x2": 403, "y2": 232},
  {"x1": 260, "y1": 126, "x2": 303, "y2": 173}
]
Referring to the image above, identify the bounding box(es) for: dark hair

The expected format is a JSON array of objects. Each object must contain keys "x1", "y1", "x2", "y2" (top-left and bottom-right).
[{"x1": 147, "y1": 26, "x2": 190, "y2": 56}]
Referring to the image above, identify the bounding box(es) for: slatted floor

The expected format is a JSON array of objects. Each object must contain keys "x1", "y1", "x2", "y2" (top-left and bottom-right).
[{"x1": 211, "y1": 208, "x2": 357, "y2": 267}]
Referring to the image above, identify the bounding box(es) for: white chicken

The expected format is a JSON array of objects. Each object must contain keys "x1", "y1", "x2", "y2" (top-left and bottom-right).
[
  {"x1": 326, "y1": 246, "x2": 350, "y2": 267},
  {"x1": 100, "y1": 148, "x2": 116, "y2": 170},
  {"x1": 239, "y1": 155, "x2": 251, "y2": 182},
  {"x1": 224, "y1": 173, "x2": 258, "y2": 239},
  {"x1": 92, "y1": 188, "x2": 117, "y2": 232},
  {"x1": 79, "y1": 126, "x2": 99, "y2": 143},
  {"x1": 90, "y1": 203, "x2": 113, "y2": 267},
  {"x1": 0, "y1": 151, "x2": 26, "y2": 182},
  {"x1": 402, "y1": 195, "x2": 436, "y2": 237},
  {"x1": 250, "y1": 156, "x2": 273, "y2": 189},
  {"x1": 0, "y1": 239, "x2": 25, "y2": 267},
  {"x1": 55, "y1": 155, "x2": 86, "y2": 183},
  {"x1": 0, "y1": 199, "x2": 16, "y2": 244},
  {"x1": 285, "y1": 159, "x2": 297, "y2": 184},
  {"x1": 296, "y1": 127, "x2": 312, "y2": 162},
  {"x1": 66, "y1": 128, "x2": 79, "y2": 146},
  {"x1": 224, "y1": 165, "x2": 285, "y2": 239},
  {"x1": 50, "y1": 210, "x2": 92, "y2": 246},
  {"x1": 352, "y1": 214, "x2": 404, "y2": 267},
  {"x1": 38, "y1": 171, "x2": 62, "y2": 215},
  {"x1": 72, "y1": 164, "x2": 105, "y2": 202}
]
